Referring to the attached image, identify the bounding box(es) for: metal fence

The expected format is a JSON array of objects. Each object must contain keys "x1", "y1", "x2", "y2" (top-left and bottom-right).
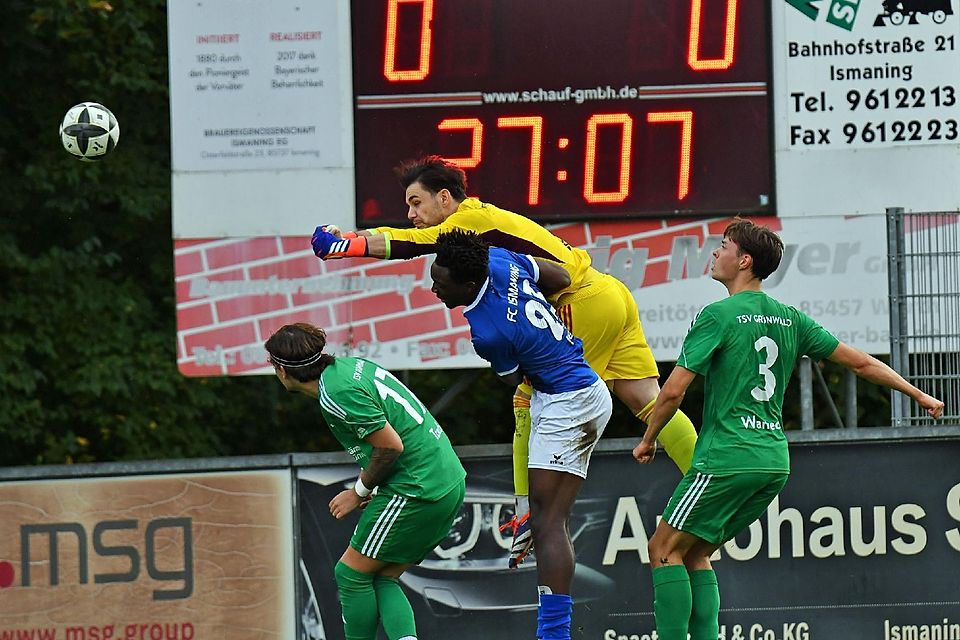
[{"x1": 887, "y1": 207, "x2": 960, "y2": 426}]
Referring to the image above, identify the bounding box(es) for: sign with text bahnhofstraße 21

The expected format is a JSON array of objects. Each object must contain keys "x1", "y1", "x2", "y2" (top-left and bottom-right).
[
  {"x1": 298, "y1": 438, "x2": 960, "y2": 640},
  {"x1": 173, "y1": 214, "x2": 929, "y2": 376},
  {"x1": 773, "y1": 0, "x2": 960, "y2": 216},
  {"x1": 0, "y1": 472, "x2": 295, "y2": 639}
]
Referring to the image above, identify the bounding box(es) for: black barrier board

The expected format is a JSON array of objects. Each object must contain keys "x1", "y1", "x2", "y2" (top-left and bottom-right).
[{"x1": 297, "y1": 439, "x2": 960, "y2": 639}]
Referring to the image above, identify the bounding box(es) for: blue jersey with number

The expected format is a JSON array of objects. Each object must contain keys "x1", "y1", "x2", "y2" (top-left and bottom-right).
[{"x1": 464, "y1": 248, "x2": 598, "y2": 394}]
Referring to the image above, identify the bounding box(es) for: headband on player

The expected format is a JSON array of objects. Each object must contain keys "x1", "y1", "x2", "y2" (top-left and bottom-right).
[{"x1": 270, "y1": 352, "x2": 324, "y2": 368}]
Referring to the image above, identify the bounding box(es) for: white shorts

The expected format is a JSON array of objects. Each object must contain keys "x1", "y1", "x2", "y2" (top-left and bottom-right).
[{"x1": 528, "y1": 377, "x2": 613, "y2": 479}]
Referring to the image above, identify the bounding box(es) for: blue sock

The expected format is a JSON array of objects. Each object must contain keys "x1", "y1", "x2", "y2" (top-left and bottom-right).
[{"x1": 537, "y1": 592, "x2": 573, "y2": 639}]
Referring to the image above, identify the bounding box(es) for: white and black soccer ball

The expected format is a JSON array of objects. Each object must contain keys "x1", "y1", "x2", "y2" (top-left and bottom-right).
[{"x1": 59, "y1": 102, "x2": 120, "y2": 161}]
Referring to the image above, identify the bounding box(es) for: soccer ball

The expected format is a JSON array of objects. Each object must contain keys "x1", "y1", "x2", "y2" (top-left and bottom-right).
[{"x1": 59, "y1": 102, "x2": 120, "y2": 161}]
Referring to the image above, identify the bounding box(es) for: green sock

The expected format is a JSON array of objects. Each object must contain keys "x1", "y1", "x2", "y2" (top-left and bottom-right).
[
  {"x1": 652, "y1": 565, "x2": 692, "y2": 640},
  {"x1": 374, "y1": 575, "x2": 417, "y2": 639},
  {"x1": 334, "y1": 562, "x2": 379, "y2": 640},
  {"x1": 689, "y1": 569, "x2": 720, "y2": 640}
]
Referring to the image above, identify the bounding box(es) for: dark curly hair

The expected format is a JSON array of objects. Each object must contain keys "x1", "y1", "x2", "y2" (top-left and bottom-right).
[
  {"x1": 434, "y1": 229, "x2": 489, "y2": 284},
  {"x1": 395, "y1": 155, "x2": 467, "y2": 201}
]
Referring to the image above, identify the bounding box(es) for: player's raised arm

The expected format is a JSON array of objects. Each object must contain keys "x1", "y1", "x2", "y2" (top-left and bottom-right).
[
  {"x1": 311, "y1": 224, "x2": 446, "y2": 260},
  {"x1": 311, "y1": 225, "x2": 377, "y2": 260},
  {"x1": 826, "y1": 342, "x2": 945, "y2": 419}
]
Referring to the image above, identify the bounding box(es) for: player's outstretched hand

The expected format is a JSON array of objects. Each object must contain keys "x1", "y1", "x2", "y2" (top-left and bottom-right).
[
  {"x1": 311, "y1": 226, "x2": 369, "y2": 260},
  {"x1": 633, "y1": 439, "x2": 656, "y2": 464},
  {"x1": 329, "y1": 488, "x2": 363, "y2": 520},
  {"x1": 322, "y1": 224, "x2": 342, "y2": 238},
  {"x1": 311, "y1": 227, "x2": 338, "y2": 258},
  {"x1": 919, "y1": 393, "x2": 945, "y2": 420}
]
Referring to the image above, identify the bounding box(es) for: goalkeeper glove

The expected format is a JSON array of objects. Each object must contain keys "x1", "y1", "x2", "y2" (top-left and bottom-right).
[
  {"x1": 318, "y1": 224, "x2": 358, "y2": 239},
  {"x1": 311, "y1": 226, "x2": 368, "y2": 259}
]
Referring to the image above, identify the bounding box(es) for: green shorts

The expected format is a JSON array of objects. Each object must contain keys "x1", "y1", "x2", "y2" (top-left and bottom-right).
[
  {"x1": 662, "y1": 471, "x2": 789, "y2": 545},
  {"x1": 350, "y1": 481, "x2": 466, "y2": 564}
]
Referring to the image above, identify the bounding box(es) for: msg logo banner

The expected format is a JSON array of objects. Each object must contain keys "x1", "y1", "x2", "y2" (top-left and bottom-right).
[{"x1": 0, "y1": 471, "x2": 294, "y2": 640}]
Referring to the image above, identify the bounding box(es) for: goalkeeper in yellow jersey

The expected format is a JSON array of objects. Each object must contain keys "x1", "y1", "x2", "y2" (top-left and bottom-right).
[{"x1": 312, "y1": 155, "x2": 699, "y2": 568}]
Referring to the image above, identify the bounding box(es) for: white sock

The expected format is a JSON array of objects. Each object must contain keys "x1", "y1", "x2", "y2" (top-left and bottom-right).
[{"x1": 516, "y1": 494, "x2": 530, "y2": 515}]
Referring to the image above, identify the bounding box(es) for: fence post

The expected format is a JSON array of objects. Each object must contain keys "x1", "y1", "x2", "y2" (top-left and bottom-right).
[
  {"x1": 844, "y1": 369, "x2": 857, "y2": 429},
  {"x1": 800, "y1": 356, "x2": 814, "y2": 431},
  {"x1": 886, "y1": 207, "x2": 908, "y2": 427}
]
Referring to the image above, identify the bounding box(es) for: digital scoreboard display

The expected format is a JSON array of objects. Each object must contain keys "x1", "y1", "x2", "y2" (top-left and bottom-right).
[{"x1": 352, "y1": 0, "x2": 773, "y2": 224}]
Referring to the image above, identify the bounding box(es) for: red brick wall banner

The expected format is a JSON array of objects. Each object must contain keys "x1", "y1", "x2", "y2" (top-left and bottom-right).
[{"x1": 174, "y1": 218, "x2": 755, "y2": 376}]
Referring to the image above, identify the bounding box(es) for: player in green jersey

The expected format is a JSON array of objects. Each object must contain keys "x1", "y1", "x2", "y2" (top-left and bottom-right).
[
  {"x1": 265, "y1": 322, "x2": 466, "y2": 640},
  {"x1": 632, "y1": 218, "x2": 945, "y2": 640}
]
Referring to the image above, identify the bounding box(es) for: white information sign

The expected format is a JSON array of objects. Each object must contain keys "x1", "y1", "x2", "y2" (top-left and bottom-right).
[
  {"x1": 169, "y1": 0, "x2": 347, "y2": 170},
  {"x1": 773, "y1": 0, "x2": 960, "y2": 216},
  {"x1": 168, "y1": 0, "x2": 355, "y2": 238}
]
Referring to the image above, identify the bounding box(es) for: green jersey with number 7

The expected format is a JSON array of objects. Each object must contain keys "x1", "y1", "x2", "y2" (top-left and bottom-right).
[
  {"x1": 677, "y1": 290, "x2": 839, "y2": 474},
  {"x1": 317, "y1": 357, "x2": 466, "y2": 499}
]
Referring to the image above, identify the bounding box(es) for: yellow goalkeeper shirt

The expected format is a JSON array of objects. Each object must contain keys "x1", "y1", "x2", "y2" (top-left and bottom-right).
[{"x1": 373, "y1": 198, "x2": 596, "y2": 302}]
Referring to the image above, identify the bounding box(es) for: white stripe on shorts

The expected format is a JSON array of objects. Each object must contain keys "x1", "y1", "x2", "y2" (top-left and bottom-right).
[
  {"x1": 361, "y1": 494, "x2": 407, "y2": 558},
  {"x1": 669, "y1": 472, "x2": 713, "y2": 531}
]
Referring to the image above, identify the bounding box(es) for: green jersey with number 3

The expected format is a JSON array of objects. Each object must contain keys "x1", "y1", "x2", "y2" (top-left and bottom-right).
[
  {"x1": 678, "y1": 291, "x2": 839, "y2": 473},
  {"x1": 317, "y1": 357, "x2": 466, "y2": 500}
]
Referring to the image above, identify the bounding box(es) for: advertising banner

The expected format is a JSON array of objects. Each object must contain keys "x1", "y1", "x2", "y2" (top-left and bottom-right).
[
  {"x1": 773, "y1": 0, "x2": 960, "y2": 215},
  {"x1": 174, "y1": 213, "x2": 918, "y2": 375},
  {"x1": 297, "y1": 439, "x2": 960, "y2": 639},
  {"x1": 0, "y1": 471, "x2": 295, "y2": 640}
]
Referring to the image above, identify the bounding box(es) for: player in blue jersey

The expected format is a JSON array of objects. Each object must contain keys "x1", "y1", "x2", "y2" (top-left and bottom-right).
[{"x1": 430, "y1": 229, "x2": 613, "y2": 640}]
